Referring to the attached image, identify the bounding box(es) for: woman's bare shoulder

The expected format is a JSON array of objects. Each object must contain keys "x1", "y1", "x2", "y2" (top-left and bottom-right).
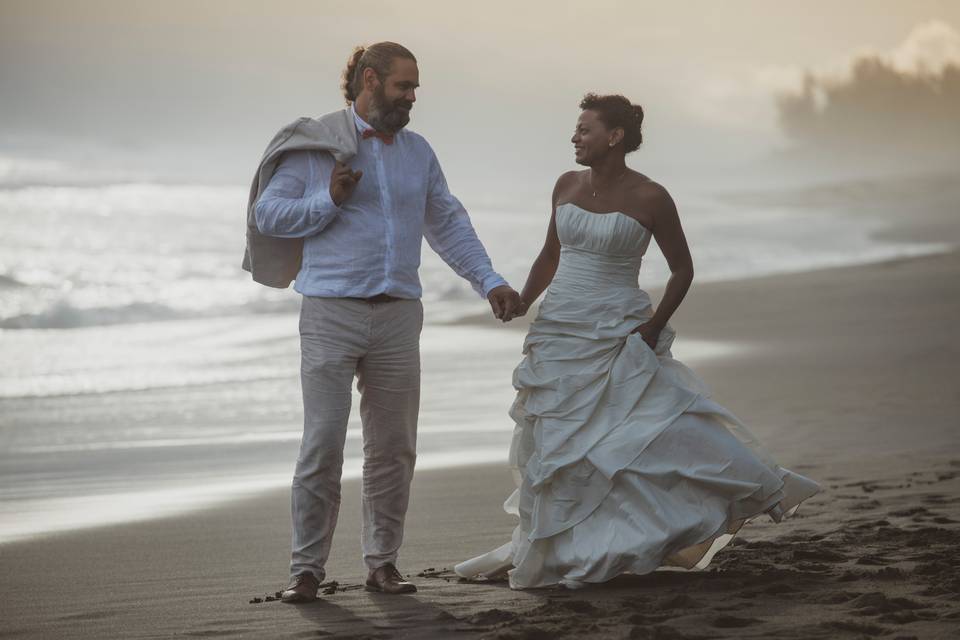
[
  {"x1": 554, "y1": 170, "x2": 585, "y2": 189},
  {"x1": 621, "y1": 174, "x2": 677, "y2": 226},
  {"x1": 631, "y1": 175, "x2": 675, "y2": 207},
  {"x1": 552, "y1": 170, "x2": 586, "y2": 204}
]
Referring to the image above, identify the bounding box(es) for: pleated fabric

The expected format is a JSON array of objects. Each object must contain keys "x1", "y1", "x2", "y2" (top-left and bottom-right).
[{"x1": 454, "y1": 203, "x2": 821, "y2": 589}]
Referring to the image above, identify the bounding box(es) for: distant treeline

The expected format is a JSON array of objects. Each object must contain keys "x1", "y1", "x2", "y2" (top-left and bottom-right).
[{"x1": 777, "y1": 56, "x2": 960, "y2": 162}]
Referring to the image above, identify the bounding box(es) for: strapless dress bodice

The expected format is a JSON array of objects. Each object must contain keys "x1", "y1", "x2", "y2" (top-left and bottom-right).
[{"x1": 551, "y1": 202, "x2": 652, "y2": 291}]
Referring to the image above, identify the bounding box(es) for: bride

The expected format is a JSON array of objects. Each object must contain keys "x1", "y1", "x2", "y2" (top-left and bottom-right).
[{"x1": 455, "y1": 93, "x2": 821, "y2": 590}]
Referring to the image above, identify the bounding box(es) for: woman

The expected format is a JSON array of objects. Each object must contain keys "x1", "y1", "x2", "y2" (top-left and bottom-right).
[{"x1": 454, "y1": 93, "x2": 821, "y2": 590}]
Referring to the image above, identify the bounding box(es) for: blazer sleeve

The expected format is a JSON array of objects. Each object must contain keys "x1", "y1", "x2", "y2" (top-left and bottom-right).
[{"x1": 254, "y1": 150, "x2": 342, "y2": 238}]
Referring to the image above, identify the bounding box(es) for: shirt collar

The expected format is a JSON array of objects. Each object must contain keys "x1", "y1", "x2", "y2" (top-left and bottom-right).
[{"x1": 351, "y1": 103, "x2": 374, "y2": 134}]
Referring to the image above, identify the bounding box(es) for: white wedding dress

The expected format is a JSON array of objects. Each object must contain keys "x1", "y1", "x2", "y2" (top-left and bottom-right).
[{"x1": 455, "y1": 202, "x2": 822, "y2": 590}]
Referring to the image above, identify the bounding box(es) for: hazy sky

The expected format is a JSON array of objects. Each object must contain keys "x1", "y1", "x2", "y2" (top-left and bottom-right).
[{"x1": 2, "y1": 0, "x2": 959, "y2": 203}]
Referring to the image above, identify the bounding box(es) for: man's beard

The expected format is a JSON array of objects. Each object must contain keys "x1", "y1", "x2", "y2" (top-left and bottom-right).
[{"x1": 367, "y1": 84, "x2": 413, "y2": 134}]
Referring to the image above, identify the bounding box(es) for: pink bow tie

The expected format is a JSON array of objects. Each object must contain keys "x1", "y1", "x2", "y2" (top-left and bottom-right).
[{"x1": 362, "y1": 129, "x2": 394, "y2": 145}]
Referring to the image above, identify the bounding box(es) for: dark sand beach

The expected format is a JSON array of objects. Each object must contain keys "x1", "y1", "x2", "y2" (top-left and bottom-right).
[{"x1": 2, "y1": 244, "x2": 958, "y2": 639}]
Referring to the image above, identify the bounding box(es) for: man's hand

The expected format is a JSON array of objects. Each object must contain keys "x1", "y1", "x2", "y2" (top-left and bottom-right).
[
  {"x1": 329, "y1": 161, "x2": 362, "y2": 206},
  {"x1": 487, "y1": 286, "x2": 522, "y2": 322}
]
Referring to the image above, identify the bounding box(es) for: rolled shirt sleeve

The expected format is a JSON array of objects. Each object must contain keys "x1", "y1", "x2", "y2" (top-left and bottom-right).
[
  {"x1": 254, "y1": 150, "x2": 342, "y2": 238},
  {"x1": 423, "y1": 150, "x2": 508, "y2": 298}
]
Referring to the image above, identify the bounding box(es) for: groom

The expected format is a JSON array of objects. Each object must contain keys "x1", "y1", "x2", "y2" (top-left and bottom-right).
[{"x1": 250, "y1": 42, "x2": 521, "y2": 603}]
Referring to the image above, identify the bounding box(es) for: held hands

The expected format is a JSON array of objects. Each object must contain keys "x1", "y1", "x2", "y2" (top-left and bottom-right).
[
  {"x1": 329, "y1": 161, "x2": 362, "y2": 206},
  {"x1": 487, "y1": 286, "x2": 524, "y2": 322},
  {"x1": 630, "y1": 319, "x2": 664, "y2": 351}
]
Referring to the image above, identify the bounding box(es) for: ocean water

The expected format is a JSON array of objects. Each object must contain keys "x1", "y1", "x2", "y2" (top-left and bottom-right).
[
  {"x1": 0, "y1": 182, "x2": 949, "y2": 330},
  {"x1": 0, "y1": 180, "x2": 951, "y2": 543}
]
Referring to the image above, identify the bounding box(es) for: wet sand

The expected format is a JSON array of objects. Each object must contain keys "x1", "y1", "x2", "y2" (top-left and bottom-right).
[{"x1": 1, "y1": 249, "x2": 959, "y2": 639}]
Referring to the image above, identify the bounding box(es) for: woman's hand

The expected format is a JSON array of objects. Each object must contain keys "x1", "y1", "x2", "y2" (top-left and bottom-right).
[{"x1": 630, "y1": 319, "x2": 663, "y2": 351}]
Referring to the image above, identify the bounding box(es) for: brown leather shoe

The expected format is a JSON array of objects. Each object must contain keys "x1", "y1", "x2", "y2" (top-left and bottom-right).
[
  {"x1": 281, "y1": 571, "x2": 320, "y2": 603},
  {"x1": 365, "y1": 563, "x2": 417, "y2": 594}
]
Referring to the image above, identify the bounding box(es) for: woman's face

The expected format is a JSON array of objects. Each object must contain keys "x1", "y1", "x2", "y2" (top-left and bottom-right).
[{"x1": 571, "y1": 109, "x2": 615, "y2": 166}]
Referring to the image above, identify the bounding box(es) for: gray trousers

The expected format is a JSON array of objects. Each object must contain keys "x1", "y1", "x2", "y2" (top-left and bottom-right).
[{"x1": 290, "y1": 296, "x2": 423, "y2": 581}]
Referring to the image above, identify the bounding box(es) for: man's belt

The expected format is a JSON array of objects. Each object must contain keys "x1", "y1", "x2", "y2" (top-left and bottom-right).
[{"x1": 348, "y1": 293, "x2": 403, "y2": 304}]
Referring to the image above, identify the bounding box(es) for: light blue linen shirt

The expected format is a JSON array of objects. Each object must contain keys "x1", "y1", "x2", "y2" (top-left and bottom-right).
[{"x1": 254, "y1": 106, "x2": 508, "y2": 299}]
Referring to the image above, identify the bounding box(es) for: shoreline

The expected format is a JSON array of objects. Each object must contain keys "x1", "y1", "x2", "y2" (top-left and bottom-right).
[
  {"x1": 2, "y1": 247, "x2": 959, "y2": 638},
  {"x1": 2, "y1": 245, "x2": 942, "y2": 547}
]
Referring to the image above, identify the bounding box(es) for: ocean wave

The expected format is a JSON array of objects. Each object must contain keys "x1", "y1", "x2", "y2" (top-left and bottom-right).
[
  {"x1": 0, "y1": 298, "x2": 299, "y2": 330},
  {"x1": 0, "y1": 365, "x2": 294, "y2": 399},
  {"x1": 0, "y1": 287, "x2": 495, "y2": 330},
  {"x1": 0, "y1": 155, "x2": 175, "y2": 189}
]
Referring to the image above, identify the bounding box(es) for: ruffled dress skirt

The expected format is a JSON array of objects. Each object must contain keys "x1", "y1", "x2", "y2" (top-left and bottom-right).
[{"x1": 454, "y1": 204, "x2": 821, "y2": 589}]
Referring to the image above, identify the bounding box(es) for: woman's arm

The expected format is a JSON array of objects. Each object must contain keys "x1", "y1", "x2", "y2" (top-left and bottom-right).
[
  {"x1": 632, "y1": 182, "x2": 694, "y2": 347},
  {"x1": 515, "y1": 174, "x2": 572, "y2": 315}
]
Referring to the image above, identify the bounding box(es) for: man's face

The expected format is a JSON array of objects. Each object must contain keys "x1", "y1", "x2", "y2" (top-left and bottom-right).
[{"x1": 368, "y1": 58, "x2": 419, "y2": 134}]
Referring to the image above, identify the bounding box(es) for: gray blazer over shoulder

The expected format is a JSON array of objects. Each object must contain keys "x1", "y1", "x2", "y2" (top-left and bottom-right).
[{"x1": 241, "y1": 107, "x2": 358, "y2": 288}]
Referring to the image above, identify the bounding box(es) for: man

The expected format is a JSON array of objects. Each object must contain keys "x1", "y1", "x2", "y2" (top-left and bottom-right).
[{"x1": 252, "y1": 42, "x2": 521, "y2": 603}]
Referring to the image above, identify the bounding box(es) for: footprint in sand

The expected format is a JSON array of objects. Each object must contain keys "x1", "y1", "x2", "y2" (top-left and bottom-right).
[
  {"x1": 794, "y1": 561, "x2": 833, "y2": 573},
  {"x1": 757, "y1": 582, "x2": 797, "y2": 595},
  {"x1": 848, "y1": 519, "x2": 893, "y2": 533},
  {"x1": 626, "y1": 625, "x2": 689, "y2": 640},
  {"x1": 889, "y1": 507, "x2": 929, "y2": 517},
  {"x1": 466, "y1": 609, "x2": 519, "y2": 626},
  {"x1": 740, "y1": 540, "x2": 778, "y2": 550},
  {"x1": 878, "y1": 610, "x2": 934, "y2": 624},
  {"x1": 654, "y1": 594, "x2": 701, "y2": 610},
  {"x1": 873, "y1": 567, "x2": 906, "y2": 580},
  {"x1": 848, "y1": 592, "x2": 927, "y2": 615},
  {"x1": 913, "y1": 469, "x2": 960, "y2": 485},
  {"x1": 811, "y1": 590, "x2": 860, "y2": 604},
  {"x1": 487, "y1": 625, "x2": 554, "y2": 640},
  {"x1": 836, "y1": 569, "x2": 869, "y2": 582},
  {"x1": 848, "y1": 499, "x2": 883, "y2": 511},
  {"x1": 818, "y1": 620, "x2": 888, "y2": 636},
  {"x1": 843, "y1": 480, "x2": 903, "y2": 493},
  {"x1": 792, "y1": 547, "x2": 847, "y2": 562},
  {"x1": 555, "y1": 600, "x2": 599, "y2": 615},
  {"x1": 625, "y1": 612, "x2": 675, "y2": 625},
  {"x1": 711, "y1": 615, "x2": 762, "y2": 628}
]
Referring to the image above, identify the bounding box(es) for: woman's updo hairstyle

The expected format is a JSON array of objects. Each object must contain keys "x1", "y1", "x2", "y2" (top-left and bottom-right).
[
  {"x1": 579, "y1": 93, "x2": 644, "y2": 153},
  {"x1": 341, "y1": 42, "x2": 417, "y2": 104}
]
